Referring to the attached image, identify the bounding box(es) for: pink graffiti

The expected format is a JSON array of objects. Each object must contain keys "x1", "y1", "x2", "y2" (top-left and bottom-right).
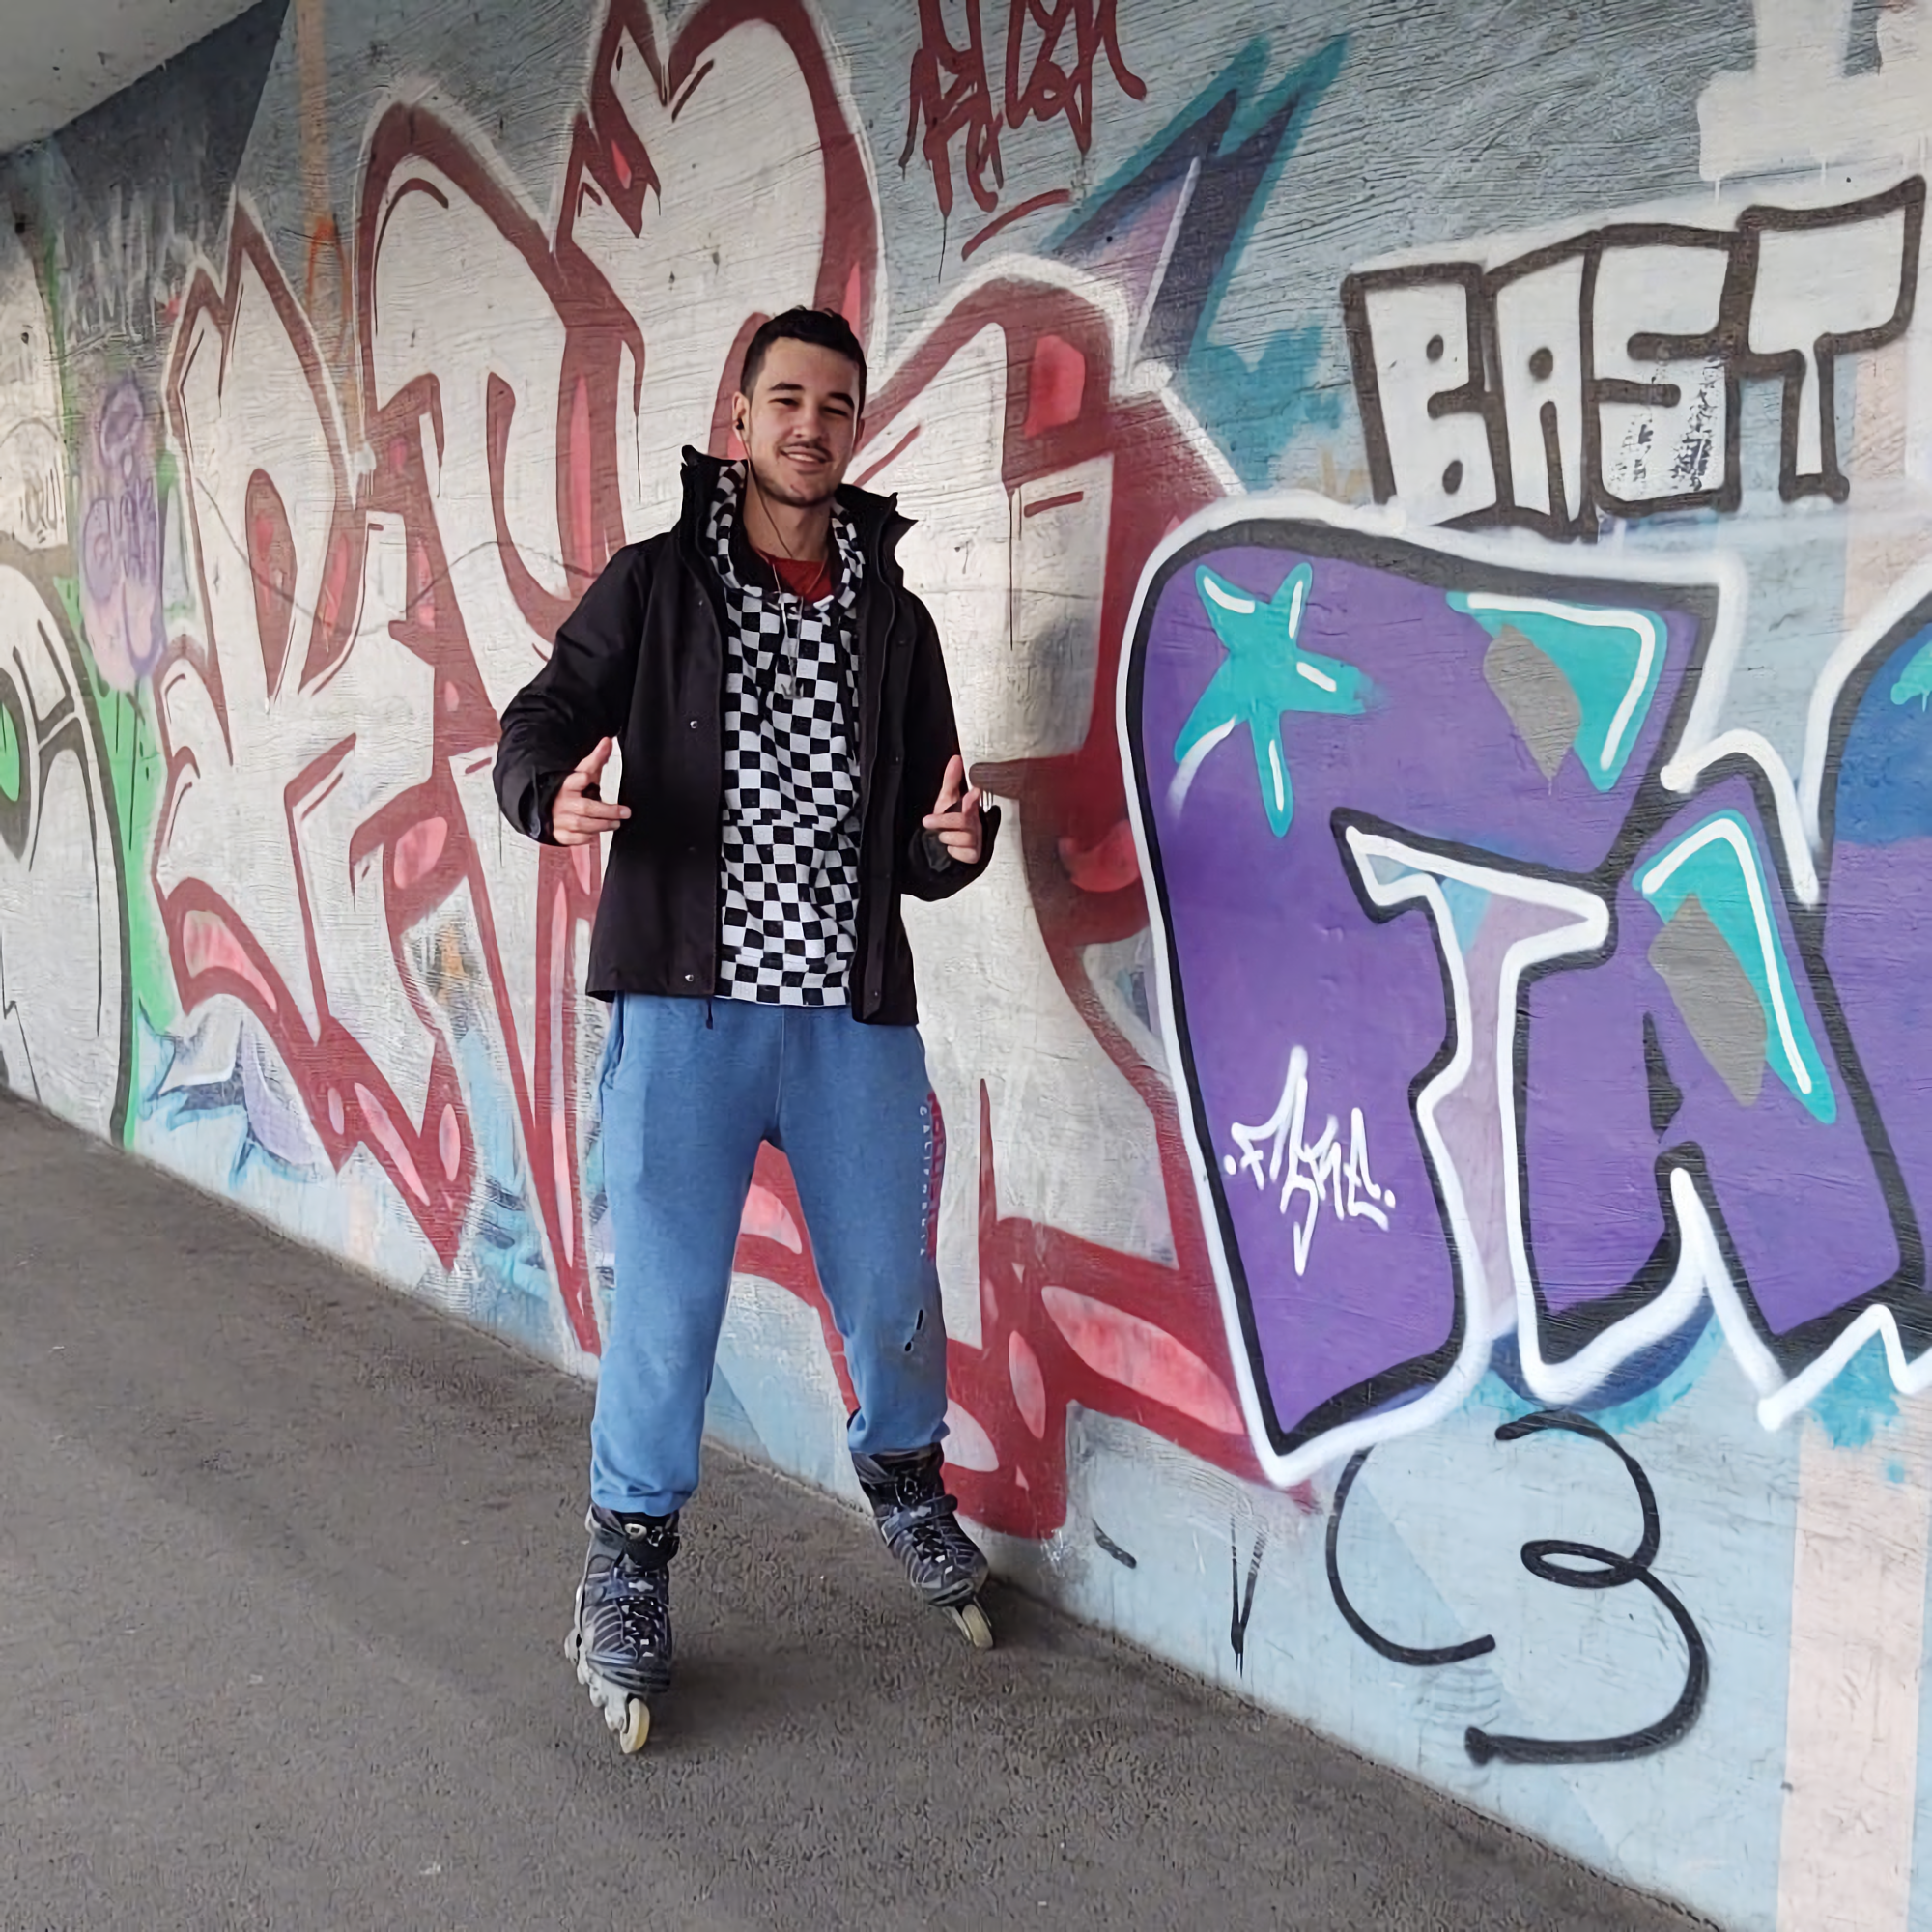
[
  {"x1": 156, "y1": 0, "x2": 1268, "y2": 1541},
  {"x1": 728, "y1": 271, "x2": 1270, "y2": 1533},
  {"x1": 157, "y1": 0, "x2": 876, "y2": 1344}
]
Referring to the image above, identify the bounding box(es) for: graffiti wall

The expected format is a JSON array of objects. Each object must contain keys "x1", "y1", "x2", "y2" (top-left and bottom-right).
[{"x1": 9, "y1": 0, "x2": 1932, "y2": 1922}]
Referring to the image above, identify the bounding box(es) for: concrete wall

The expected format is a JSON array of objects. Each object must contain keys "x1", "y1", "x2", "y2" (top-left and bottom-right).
[{"x1": 7, "y1": 0, "x2": 1932, "y2": 1920}]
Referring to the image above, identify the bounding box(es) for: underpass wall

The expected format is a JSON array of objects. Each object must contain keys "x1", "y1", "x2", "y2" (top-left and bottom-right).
[{"x1": 4, "y1": 3, "x2": 1929, "y2": 1922}]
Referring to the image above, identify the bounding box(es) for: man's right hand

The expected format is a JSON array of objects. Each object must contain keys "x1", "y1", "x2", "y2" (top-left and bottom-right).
[{"x1": 551, "y1": 737, "x2": 629, "y2": 846}]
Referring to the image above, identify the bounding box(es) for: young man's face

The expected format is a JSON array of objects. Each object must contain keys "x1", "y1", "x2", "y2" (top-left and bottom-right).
[{"x1": 733, "y1": 337, "x2": 864, "y2": 510}]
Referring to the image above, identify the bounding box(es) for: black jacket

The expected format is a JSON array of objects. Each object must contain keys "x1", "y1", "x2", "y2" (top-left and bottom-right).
[{"x1": 493, "y1": 448, "x2": 998, "y2": 1025}]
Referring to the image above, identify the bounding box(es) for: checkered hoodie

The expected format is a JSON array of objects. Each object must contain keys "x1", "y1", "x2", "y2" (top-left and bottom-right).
[{"x1": 705, "y1": 463, "x2": 865, "y2": 1006}]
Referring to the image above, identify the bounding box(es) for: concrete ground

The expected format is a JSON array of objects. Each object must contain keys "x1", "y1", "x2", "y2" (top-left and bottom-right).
[{"x1": 0, "y1": 1093, "x2": 1704, "y2": 1932}]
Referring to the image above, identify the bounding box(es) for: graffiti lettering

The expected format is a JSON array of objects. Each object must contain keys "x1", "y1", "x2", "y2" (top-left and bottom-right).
[
  {"x1": 0, "y1": 550, "x2": 128, "y2": 1139},
  {"x1": 1325, "y1": 1414, "x2": 1708, "y2": 1766},
  {"x1": 904, "y1": 0, "x2": 1145, "y2": 236},
  {"x1": 62, "y1": 184, "x2": 195, "y2": 353},
  {"x1": 1229, "y1": 1518, "x2": 1266, "y2": 1669},
  {"x1": 902, "y1": 0, "x2": 1006, "y2": 220},
  {"x1": 1325, "y1": 1451, "x2": 1499, "y2": 1670},
  {"x1": 1466, "y1": 1416, "x2": 1708, "y2": 1765},
  {"x1": 0, "y1": 220, "x2": 67, "y2": 554},
  {"x1": 1225, "y1": 1045, "x2": 1392, "y2": 1279},
  {"x1": 154, "y1": 0, "x2": 879, "y2": 1350},
  {"x1": 78, "y1": 376, "x2": 164, "y2": 690},
  {"x1": 11, "y1": 0, "x2": 1932, "y2": 1917},
  {"x1": 1123, "y1": 499, "x2": 1932, "y2": 1484},
  {"x1": 17, "y1": 466, "x2": 60, "y2": 546},
  {"x1": 1004, "y1": 0, "x2": 1145, "y2": 154},
  {"x1": 1343, "y1": 178, "x2": 1926, "y2": 532},
  {"x1": 732, "y1": 267, "x2": 1253, "y2": 1537}
]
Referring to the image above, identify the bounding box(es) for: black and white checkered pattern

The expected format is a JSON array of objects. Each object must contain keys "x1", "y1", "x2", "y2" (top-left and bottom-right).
[{"x1": 707, "y1": 465, "x2": 864, "y2": 1006}]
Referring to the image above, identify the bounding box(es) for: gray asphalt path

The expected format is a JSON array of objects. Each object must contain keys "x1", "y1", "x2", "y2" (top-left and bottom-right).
[{"x1": 0, "y1": 1093, "x2": 1702, "y2": 1931}]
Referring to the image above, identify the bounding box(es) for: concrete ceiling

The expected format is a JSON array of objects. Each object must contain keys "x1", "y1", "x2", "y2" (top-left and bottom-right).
[{"x1": 1, "y1": 0, "x2": 268, "y2": 154}]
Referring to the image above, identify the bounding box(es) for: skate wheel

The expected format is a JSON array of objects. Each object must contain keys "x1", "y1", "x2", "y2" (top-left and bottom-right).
[
  {"x1": 617, "y1": 1697, "x2": 651, "y2": 1753},
  {"x1": 950, "y1": 1600, "x2": 994, "y2": 1651}
]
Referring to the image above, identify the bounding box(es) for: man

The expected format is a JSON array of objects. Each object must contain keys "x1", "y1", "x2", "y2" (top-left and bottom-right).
[{"x1": 494, "y1": 306, "x2": 999, "y2": 1746}]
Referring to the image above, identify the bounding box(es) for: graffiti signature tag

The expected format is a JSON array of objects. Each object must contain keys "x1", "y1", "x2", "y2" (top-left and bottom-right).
[
  {"x1": 902, "y1": 0, "x2": 1144, "y2": 222},
  {"x1": 1227, "y1": 1046, "x2": 1392, "y2": 1275}
]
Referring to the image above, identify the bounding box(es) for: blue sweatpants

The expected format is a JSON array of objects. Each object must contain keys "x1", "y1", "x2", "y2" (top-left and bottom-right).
[{"x1": 590, "y1": 995, "x2": 949, "y2": 1516}]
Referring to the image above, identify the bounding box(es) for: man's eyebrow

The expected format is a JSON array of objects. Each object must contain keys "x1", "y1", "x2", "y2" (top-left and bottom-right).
[{"x1": 766, "y1": 381, "x2": 856, "y2": 408}]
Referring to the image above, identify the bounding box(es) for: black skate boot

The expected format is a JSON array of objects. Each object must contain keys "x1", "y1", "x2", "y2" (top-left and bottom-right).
[
  {"x1": 853, "y1": 1446, "x2": 994, "y2": 1650},
  {"x1": 565, "y1": 1505, "x2": 678, "y2": 1752}
]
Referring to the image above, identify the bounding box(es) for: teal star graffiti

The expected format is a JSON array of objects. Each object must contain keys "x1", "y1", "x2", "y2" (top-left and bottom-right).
[
  {"x1": 1176, "y1": 562, "x2": 1375, "y2": 836},
  {"x1": 1891, "y1": 636, "x2": 1932, "y2": 710}
]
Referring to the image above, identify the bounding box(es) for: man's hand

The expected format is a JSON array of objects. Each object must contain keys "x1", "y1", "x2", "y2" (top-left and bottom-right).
[
  {"x1": 922, "y1": 754, "x2": 983, "y2": 867},
  {"x1": 551, "y1": 737, "x2": 629, "y2": 847}
]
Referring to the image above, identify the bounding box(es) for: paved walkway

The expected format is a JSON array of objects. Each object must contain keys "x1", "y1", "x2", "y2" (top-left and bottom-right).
[{"x1": 0, "y1": 1094, "x2": 1701, "y2": 1930}]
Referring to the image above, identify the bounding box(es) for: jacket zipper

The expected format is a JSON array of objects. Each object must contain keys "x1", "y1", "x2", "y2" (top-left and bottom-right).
[
  {"x1": 678, "y1": 534, "x2": 731, "y2": 1002},
  {"x1": 856, "y1": 517, "x2": 909, "y2": 1020}
]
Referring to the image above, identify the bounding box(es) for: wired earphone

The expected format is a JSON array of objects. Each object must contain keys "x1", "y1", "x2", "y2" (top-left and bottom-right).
[{"x1": 735, "y1": 423, "x2": 832, "y2": 709}]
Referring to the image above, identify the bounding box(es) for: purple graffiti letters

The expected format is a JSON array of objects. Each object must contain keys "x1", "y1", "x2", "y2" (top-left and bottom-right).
[
  {"x1": 78, "y1": 375, "x2": 164, "y2": 689},
  {"x1": 1124, "y1": 504, "x2": 1932, "y2": 1485}
]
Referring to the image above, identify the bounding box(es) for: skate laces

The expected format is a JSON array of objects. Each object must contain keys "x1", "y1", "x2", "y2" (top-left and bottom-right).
[
  {"x1": 886, "y1": 1461, "x2": 945, "y2": 1510},
  {"x1": 886, "y1": 1491, "x2": 973, "y2": 1572},
  {"x1": 596, "y1": 1551, "x2": 671, "y2": 1649}
]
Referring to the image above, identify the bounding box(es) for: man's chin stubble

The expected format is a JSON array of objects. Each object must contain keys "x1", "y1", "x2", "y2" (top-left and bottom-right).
[{"x1": 749, "y1": 459, "x2": 840, "y2": 511}]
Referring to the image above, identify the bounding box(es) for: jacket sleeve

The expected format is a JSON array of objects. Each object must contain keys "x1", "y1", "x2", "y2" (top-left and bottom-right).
[
  {"x1": 897, "y1": 596, "x2": 1001, "y2": 902},
  {"x1": 493, "y1": 546, "x2": 646, "y2": 843}
]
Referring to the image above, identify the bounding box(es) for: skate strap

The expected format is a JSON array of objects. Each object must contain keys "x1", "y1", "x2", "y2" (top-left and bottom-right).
[{"x1": 878, "y1": 1492, "x2": 962, "y2": 1540}]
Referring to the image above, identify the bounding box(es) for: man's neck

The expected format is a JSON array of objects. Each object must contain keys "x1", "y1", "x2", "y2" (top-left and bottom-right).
[{"x1": 742, "y1": 469, "x2": 833, "y2": 564}]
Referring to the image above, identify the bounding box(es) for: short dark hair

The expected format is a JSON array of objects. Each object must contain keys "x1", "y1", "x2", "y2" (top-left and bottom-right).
[{"x1": 738, "y1": 306, "x2": 867, "y2": 416}]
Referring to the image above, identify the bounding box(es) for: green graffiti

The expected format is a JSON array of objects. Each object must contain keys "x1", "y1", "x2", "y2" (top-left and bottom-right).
[
  {"x1": 41, "y1": 236, "x2": 170, "y2": 1148},
  {"x1": 0, "y1": 696, "x2": 19, "y2": 800},
  {"x1": 1640, "y1": 810, "x2": 1835, "y2": 1124},
  {"x1": 1889, "y1": 639, "x2": 1932, "y2": 710},
  {"x1": 0, "y1": 696, "x2": 19, "y2": 803},
  {"x1": 98, "y1": 683, "x2": 171, "y2": 1149},
  {"x1": 1177, "y1": 562, "x2": 1374, "y2": 837},
  {"x1": 1451, "y1": 591, "x2": 1665, "y2": 791}
]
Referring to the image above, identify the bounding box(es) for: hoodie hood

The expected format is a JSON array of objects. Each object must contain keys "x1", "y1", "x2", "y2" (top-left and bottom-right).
[{"x1": 676, "y1": 445, "x2": 912, "y2": 573}]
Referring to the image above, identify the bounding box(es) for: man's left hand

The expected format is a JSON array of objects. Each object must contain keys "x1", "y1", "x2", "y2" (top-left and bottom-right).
[{"x1": 923, "y1": 754, "x2": 983, "y2": 867}]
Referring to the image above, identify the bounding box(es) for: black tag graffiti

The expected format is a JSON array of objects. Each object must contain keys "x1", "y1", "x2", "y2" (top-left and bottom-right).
[
  {"x1": 1230, "y1": 1518, "x2": 1267, "y2": 1670},
  {"x1": 1324, "y1": 1409, "x2": 1708, "y2": 1764}
]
